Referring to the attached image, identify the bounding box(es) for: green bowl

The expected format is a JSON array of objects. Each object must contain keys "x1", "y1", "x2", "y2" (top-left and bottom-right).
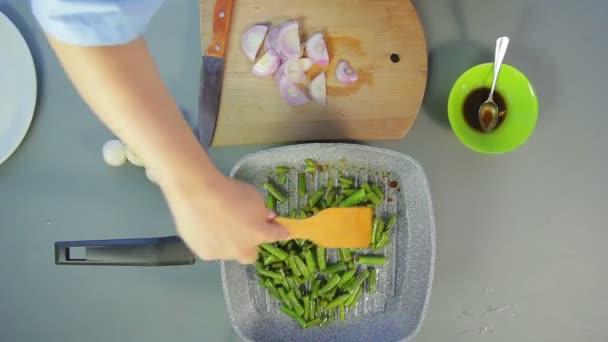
[{"x1": 447, "y1": 63, "x2": 538, "y2": 154}]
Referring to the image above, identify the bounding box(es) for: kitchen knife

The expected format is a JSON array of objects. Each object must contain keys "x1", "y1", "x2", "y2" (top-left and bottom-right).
[{"x1": 198, "y1": 0, "x2": 234, "y2": 148}]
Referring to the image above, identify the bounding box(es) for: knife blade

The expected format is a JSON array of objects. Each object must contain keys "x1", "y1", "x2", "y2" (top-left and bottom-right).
[{"x1": 198, "y1": 0, "x2": 234, "y2": 148}]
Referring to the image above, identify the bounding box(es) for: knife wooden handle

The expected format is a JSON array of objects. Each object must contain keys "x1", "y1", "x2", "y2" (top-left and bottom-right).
[{"x1": 205, "y1": 0, "x2": 234, "y2": 58}]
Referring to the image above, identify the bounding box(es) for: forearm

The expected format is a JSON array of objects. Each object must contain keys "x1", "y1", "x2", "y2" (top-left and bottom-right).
[{"x1": 47, "y1": 36, "x2": 219, "y2": 189}]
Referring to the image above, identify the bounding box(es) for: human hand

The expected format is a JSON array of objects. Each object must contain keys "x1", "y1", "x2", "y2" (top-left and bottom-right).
[{"x1": 160, "y1": 170, "x2": 290, "y2": 264}]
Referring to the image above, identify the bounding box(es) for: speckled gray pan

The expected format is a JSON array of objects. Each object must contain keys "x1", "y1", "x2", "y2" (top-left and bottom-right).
[{"x1": 223, "y1": 143, "x2": 436, "y2": 342}]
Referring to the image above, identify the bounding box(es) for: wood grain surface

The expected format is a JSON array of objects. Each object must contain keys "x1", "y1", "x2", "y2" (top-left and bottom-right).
[{"x1": 200, "y1": 0, "x2": 427, "y2": 146}]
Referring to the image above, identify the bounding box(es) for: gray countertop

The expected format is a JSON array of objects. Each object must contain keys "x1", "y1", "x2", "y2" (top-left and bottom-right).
[{"x1": 0, "y1": 0, "x2": 606, "y2": 341}]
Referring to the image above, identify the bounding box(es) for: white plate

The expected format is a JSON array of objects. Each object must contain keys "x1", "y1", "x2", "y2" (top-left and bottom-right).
[{"x1": 0, "y1": 11, "x2": 37, "y2": 165}]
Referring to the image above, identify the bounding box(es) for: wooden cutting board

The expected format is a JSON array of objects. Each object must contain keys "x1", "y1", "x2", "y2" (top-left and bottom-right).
[{"x1": 200, "y1": 0, "x2": 427, "y2": 146}]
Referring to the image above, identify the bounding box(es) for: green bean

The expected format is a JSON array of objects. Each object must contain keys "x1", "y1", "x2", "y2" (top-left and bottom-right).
[
  {"x1": 386, "y1": 215, "x2": 397, "y2": 231},
  {"x1": 298, "y1": 210, "x2": 307, "y2": 219},
  {"x1": 325, "y1": 293, "x2": 350, "y2": 310},
  {"x1": 308, "y1": 188, "x2": 325, "y2": 208},
  {"x1": 311, "y1": 278, "x2": 321, "y2": 298},
  {"x1": 369, "y1": 268, "x2": 377, "y2": 294},
  {"x1": 371, "y1": 217, "x2": 381, "y2": 246},
  {"x1": 303, "y1": 296, "x2": 310, "y2": 320},
  {"x1": 338, "y1": 176, "x2": 353, "y2": 185},
  {"x1": 294, "y1": 255, "x2": 310, "y2": 279},
  {"x1": 316, "y1": 299, "x2": 322, "y2": 318},
  {"x1": 304, "y1": 249, "x2": 316, "y2": 275},
  {"x1": 339, "y1": 304, "x2": 346, "y2": 321},
  {"x1": 339, "y1": 181, "x2": 352, "y2": 189},
  {"x1": 305, "y1": 317, "x2": 322, "y2": 329},
  {"x1": 305, "y1": 159, "x2": 318, "y2": 168},
  {"x1": 324, "y1": 188, "x2": 337, "y2": 205},
  {"x1": 323, "y1": 262, "x2": 347, "y2": 274},
  {"x1": 295, "y1": 276, "x2": 307, "y2": 287},
  {"x1": 287, "y1": 291, "x2": 305, "y2": 316},
  {"x1": 263, "y1": 181, "x2": 287, "y2": 202},
  {"x1": 266, "y1": 194, "x2": 276, "y2": 211},
  {"x1": 376, "y1": 232, "x2": 390, "y2": 249},
  {"x1": 305, "y1": 165, "x2": 317, "y2": 173},
  {"x1": 343, "y1": 269, "x2": 370, "y2": 292},
  {"x1": 277, "y1": 172, "x2": 287, "y2": 185},
  {"x1": 374, "y1": 218, "x2": 385, "y2": 243},
  {"x1": 286, "y1": 277, "x2": 302, "y2": 297},
  {"x1": 332, "y1": 195, "x2": 345, "y2": 208},
  {"x1": 327, "y1": 177, "x2": 335, "y2": 189},
  {"x1": 289, "y1": 209, "x2": 297, "y2": 219},
  {"x1": 263, "y1": 253, "x2": 281, "y2": 266},
  {"x1": 257, "y1": 269, "x2": 283, "y2": 280},
  {"x1": 371, "y1": 184, "x2": 385, "y2": 202},
  {"x1": 276, "y1": 166, "x2": 290, "y2": 174},
  {"x1": 263, "y1": 278, "x2": 281, "y2": 299},
  {"x1": 272, "y1": 277, "x2": 282, "y2": 285},
  {"x1": 339, "y1": 189, "x2": 367, "y2": 207},
  {"x1": 317, "y1": 274, "x2": 341, "y2": 296},
  {"x1": 319, "y1": 315, "x2": 331, "y2": 328},
  {"x1": 347, "y1": 261, "x2": 355, "y2": 270},
  {"x1": 277, "y1": 287, "x2": 292, "y2": 308},
  {"x1": 339, "y1": 248, "x2": 352, "y2": 262},
  {"x1": 298, "y1": 173, "x2": 307, "y2": 197},
  {"x1": 337, "y1": 269, "x2": 357, "y2": 288},
  {"x1": 361, "y1": 182, "x2": 372, "y2": 194},
  {"x1": 366, "y1": 191, "x2": 382, "y2": 207},
  {"x1": 342, "y1": 189, "x2": 356, "y2": 196},
  {"x1": 356, "y1": 255, "x2": 386, "y2": 265},
  {"x1": 309, "y1": 298, "x2": 316, "y2": 319},
  {"x1": 311, "y1": 207, "x2": 320, "y2": 215},
  {"x1": 323, "y1": 286, "x2": 338, "y2": 300},
  {"x1": 316, "y1": 247, "x2": 327, "y2": 271},
  {"x1": 343, "y1": 286, "x2": 360, "y2": 306},
  {"x1": 261, "y1": 243, "x2": 288, "y2": 261},
  {"x1": 281, "y1": 305, "x2": 305, "y2": 327},
  {"x1": 348, "y1": 286, "x2": 364, "y2": 309}
]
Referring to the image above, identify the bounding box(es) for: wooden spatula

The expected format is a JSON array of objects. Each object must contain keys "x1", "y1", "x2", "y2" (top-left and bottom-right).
[{"x1": 275, "y1": 208, "x2": 373, "y2": 248}]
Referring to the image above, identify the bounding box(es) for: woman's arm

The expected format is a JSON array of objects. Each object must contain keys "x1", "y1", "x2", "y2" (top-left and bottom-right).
[{"x1": 47, "y1": 36, "x2": 288, "y2": 263}]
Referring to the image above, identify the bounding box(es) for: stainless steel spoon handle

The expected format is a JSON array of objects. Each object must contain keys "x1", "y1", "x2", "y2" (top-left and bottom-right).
[{"x1": 488, "y1": 36, "x2": 510, "y2": 100}]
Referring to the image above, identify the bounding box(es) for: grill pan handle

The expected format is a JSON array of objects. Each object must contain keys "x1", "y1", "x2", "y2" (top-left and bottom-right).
[{"x1": 54, "y1": 236, "x2": 196, "y2": 266}]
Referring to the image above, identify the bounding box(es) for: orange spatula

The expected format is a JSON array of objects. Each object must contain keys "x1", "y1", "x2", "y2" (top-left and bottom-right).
[{"x1": 275, "y1": 208, "x2": 373, "y2": 248}]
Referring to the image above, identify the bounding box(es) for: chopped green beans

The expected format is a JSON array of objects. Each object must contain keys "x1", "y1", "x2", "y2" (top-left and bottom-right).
[
  {"x1": 325, "y1": 188, "x2": 337, "y2": 206},
  {"x1": 343, "y1": 269, "x2": 370, "y2": 292},
  {"x1": 276, "y1": 166, "x2": 289, "y2": 174},
  {"x1": 339, "y1": 304, "x2": 346, "y2": 321},
  {"x1": 289, "y1": 209, "x2": 296, "y2": 219},
  {"x1": 332, "y1": 194, "x2": 345, "y2": 207},
  {"x1": 327, "y1": 177, "x2": 335, "y2": 189},
  {"x1": 305, "y1": 159, "x2": 318, "y2": 168},
  {"x1": 343, "y1": 286, "x2": 360, "y2": 306},
  {"x1": 305, "y1": 317, "x2": 322, "y2": 329},
  {"x1": 374, "y1": 219, "x2": 385, "y2": 245},
  {"x1": 263, "y1": 253, "x2": 281, "y2": 266},
  {"x1": 308, "y1": 188, "x2": 325, "y2": 208},
  {"x1": 361, "y1": 182, "x2": 372, "y2": 194},
  {"x1": 298, "y1": 173, "x2": 307, "y2": 197},
  {"x1": 375, "y1": 232, "x2": 389, "y2": 250},
  {"x1": 277, "y1": 172, "x2": 287, "y2": 185},
  {"x1": 263, "y1": 181, "x2": 287, "y2": 203},
  {"x1": 339, "y1": 248, "x2": 352, "y2": 262},
  {"x1": 366, "y1": 191, "x2": 382, "y2": 207},
  {"x1": 263, "y1": 278, "x2": 281, "y2": 299},
  {"x1": 338, "y1": 176, "x2": 353, "y2": 185},
  {"x1": 371, "y1": 184, "x2": 385, "y2": 201},
  {"x1": 371, "y1": 217, "x2": 381, "y2": 246},
  {"x1": 337, "y1": 269, "x2": 357, "y2": 288},
  {"x1": 281, "y1": 305, "x2": 305, "y2": 327},
  {"x1": 303, "y1": 296, "x2": 310, "y2": 320},
  {"x1": 316, "y1": 247, "x2": 326, "y2": 271},
  {"x1": 323, "y1": 262, "x2": 347, "y2": 274},
  {"x1": 257, "y1": 269, "x2": 283, "y2": 280},
  {"x1": 261, "y1": 243, "x2": 288, "y2": 261},
  {"x1": 325, "y1": 293, "x2": 350, "y2": 310},
  {"x1": 339, "y1": 189, "x2": 367, "y2": 207},
  {"x1": 311, "y1": 278, "x2": 321, "y2": 298},
  {"x1": 304, "y1": 249, "x2": 316, "y2": 274},
  {"x1": 294, "y1": 255, "x2": 310, "y2": 278},
  {"x1": 342, "y1": 189, "x2": 356, "y2": 196},
  {"x1": 266, "y1": 195, "x2": 276, "y2": 211},
  {"x1": 349, "y1": 286, "x2": 364, "y2": 309},
  {"x1": 287, "y1": 291, "x2": 305, "y2": 316},
  {"x1": 277, "y1": 287, "x2": 292, "y2": 308},
  {"x1": 356, "y1": 255, "x2": 387, "y2": 265},
  {"x1": 369, "y1": 268, "x2": 377, "y2": 294},
  {"x1": 386, "y1": 215, "x2": 397, "y2": 231},
  {"x1": 318, "y1": 274, "x2": 341, "y2": 296}
]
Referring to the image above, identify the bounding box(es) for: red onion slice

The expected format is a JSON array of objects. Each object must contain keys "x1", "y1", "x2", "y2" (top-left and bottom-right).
[
  {"x1": 242, "y1": 24, "x2": 268, "y2": 61},
  {"x1": 265, "y1": 25, "x2": 281, "y2": 56},
  {"x1": 299, "y1": 58, "x2": 313, "y2": 72},
  {"x1": 305, "y1": 32, "x2": 329, "y2": 66},
  {"x1": 283, "y1": 59, "x2": 306, "y2": 84},
  {"x1": 310, "y1": 72, "x2": 327, "y2": 106},
  {"x1": 278, "y1": 21, "x2": 301, "y2": 60},
  {"x1": 251, "y1": 52, "x2": 280, "y2": 78},
  {"x1": 274, "y1": 62, "x2": 287, "y2": 88},
  {"x1": 335, "y1": 60, "x2": 358, "y2": 84},
  {"x1": 278, "y1": 75, "x2": 310, "y2": 106}
]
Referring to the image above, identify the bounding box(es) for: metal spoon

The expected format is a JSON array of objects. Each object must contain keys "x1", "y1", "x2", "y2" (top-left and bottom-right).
[{"x1": 479, "y1": 36, "x2": 510, "y2": 132}]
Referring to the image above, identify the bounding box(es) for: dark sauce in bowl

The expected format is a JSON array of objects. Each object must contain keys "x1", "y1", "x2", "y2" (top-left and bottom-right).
[{"x1": 463, "y1": 87, "x2": 508, "y2": 132}]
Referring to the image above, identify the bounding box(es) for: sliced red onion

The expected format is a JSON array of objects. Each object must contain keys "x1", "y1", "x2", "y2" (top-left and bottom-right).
[
  {"x1": 278, "y1": 21, "x2": 301, "y2": 60},
  {"x1": 283, "y1": 59, "x2": 306, "y2": 84},
  {"x1": 278, "y1": 75, "x2": 309, "y2": 106},
  {"x1": 336, "y1": 60, "x2": 358, "y2": 84},
  {"x1": 306, "y1": 32, "x2": 329, "y2": 66},
  {"x1": 310, "y1": 72, "x2": 326, "y2": 106},
  {"x1": 251, "y1": 52, "x2": 280, "y2": 78},
  {"x1": 242, "y1": 24, "x2": 268, "y2": 61},
  {"x1": 274, "y1": 62, "x2": 287, "y2": 88},
  {"x1": 299, "y1": 58, "x2": 313, "y2": 72},
  {"x1": 265, "y1": 25, "x2": 281, "y2": 56}
]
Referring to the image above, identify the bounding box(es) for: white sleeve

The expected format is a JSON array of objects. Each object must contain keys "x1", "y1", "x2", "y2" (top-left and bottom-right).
[{"x1": 31, "y1": 0, "x2": 165, "y2": 46}]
